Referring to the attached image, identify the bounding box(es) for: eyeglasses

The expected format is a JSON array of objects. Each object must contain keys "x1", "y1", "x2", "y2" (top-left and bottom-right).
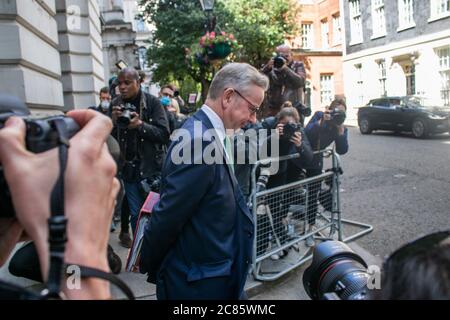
[
  {"x1": 233, "y1": 89, "x2": 260, "y2": 115},
  {"x1": 384, "y1": 230, "x2": 450, "y2": 273}
]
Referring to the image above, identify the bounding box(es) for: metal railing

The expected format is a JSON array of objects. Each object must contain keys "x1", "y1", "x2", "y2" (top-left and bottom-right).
[{"x1": 249, "y1": 149, "x2": 373, "y2": 281}]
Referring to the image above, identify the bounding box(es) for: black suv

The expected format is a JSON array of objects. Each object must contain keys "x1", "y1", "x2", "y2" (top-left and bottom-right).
[{"x1": 357, "y1": 96, "x2": 450, "y2": 138}]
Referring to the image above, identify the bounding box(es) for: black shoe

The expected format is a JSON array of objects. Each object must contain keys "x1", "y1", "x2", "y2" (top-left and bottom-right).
[
  {"x1": 119, "y1": 231, "x2": 132, "y2": 249},
  {"x1": 107, "y1": 245, "x2": 122, "y2": 274}
]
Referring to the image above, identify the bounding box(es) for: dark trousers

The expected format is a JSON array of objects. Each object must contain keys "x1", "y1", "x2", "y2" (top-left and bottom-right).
[
  {"x1": 306, "y1": 169, "x2": 322, "y2": 225},
  {"x1": 121, "y1": 196, "x2": 130, "y2": 233}
]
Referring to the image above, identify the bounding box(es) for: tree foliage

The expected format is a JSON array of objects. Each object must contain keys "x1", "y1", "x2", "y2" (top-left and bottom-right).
[{"x1": 139, "y1": 0, "x2": 300, "y2": 99}]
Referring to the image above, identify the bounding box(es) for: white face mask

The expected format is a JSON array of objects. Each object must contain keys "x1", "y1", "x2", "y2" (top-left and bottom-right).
[{"x1": 100, "y1": 100, "x2": 110, "y2": 111}]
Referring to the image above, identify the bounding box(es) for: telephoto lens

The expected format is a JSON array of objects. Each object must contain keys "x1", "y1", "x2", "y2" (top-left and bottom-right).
[{"x1": 303, "y1": 241, "x2": 370, "y2": 300}]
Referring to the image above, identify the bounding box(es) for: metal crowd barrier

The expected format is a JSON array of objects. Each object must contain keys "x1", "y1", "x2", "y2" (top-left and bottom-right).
[{"x1": 249, "y1": 149, "x2": 373, "y2": 281}]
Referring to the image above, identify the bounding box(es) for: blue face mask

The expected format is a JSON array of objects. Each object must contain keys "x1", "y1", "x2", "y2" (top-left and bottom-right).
[{"x1": 160, "y1": 96, "x2": 171, "y2": 107}]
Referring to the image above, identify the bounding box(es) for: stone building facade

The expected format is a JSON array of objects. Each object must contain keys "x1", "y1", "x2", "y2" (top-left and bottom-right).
[{"x1": 0, "y1": 0, "x2": 104, "y2": 112}]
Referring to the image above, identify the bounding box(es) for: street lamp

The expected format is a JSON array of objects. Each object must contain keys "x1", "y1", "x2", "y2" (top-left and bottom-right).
[
  {"x1": 199, "y1": 0, "x2": 215, "y2": 12},
  {"x1": 199, "y1": 0, "x2": 215, "y2": 32}
]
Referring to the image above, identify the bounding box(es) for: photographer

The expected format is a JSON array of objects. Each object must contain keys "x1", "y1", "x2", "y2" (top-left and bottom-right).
[
  {"x1": 89, "y1": 87, "x2": 111, "y2": 115},
  {"x1": 259, "y1": 107, "x2": 313, "y2": 259},
  {"x1": 261, "y1": 44, "x2": 306, "y2": 119},
  {"x1": 0, "y1": 108, "x2": 119, "y2": 299},
  {"x1": 303, "y1": 98, "x2": 348, "y2": 247},
  {"x1": 111, "y1": 68, "x2": 170, "y2": 235}
]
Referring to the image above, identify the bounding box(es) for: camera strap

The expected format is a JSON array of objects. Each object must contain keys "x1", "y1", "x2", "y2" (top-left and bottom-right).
[
  {"x1": 42, "y1": 119, "x2": 135, "y2": 300},
  {"x1": 44, "y1": 118, "x2": 70, "y2": 299}
]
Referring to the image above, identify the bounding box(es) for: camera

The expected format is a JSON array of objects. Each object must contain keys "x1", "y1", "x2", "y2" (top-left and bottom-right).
[
  {"x1": 174, "y1": 91, "x2": 180, "y2": 98},
  {"x1": 117, "y1": 103, "x2": 137, "y2": 128},
  {"x1": 327, "y1": 108, "x2": 346, "y2": 126},
  {"x1": 293, "y1": 101, "x2": 312, "y2": 117},
  {"x1": 0, "y1": 94, "x2": 80, "y2": 218},
  {"x1": 273, "y1": 55, "x2": 286, "y2": 69},
  {"x1": 282, "y1": 122, "x2": 301, "y2": 140},
  {"x1": 303, "y1": 241, "x2": 371, "y2": 300}
]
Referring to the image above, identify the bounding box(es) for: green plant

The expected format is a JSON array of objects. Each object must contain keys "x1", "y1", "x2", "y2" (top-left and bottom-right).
[{"x1": 199, "y1": 31, "x2": 239, "y2": 49}]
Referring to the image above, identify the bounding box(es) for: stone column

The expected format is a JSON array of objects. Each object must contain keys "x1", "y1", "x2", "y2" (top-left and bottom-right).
[
  {"x1": 0, "y1": 0, "x2": 64, "y2": 112},
  {"x1": 56, "y1": 0, "x2": 104, "y2": 110}
]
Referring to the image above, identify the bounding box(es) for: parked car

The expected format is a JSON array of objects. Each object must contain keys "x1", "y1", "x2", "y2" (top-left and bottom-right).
[{"x1": 357, "y1": 96, "x2": 450, "y2": 138}]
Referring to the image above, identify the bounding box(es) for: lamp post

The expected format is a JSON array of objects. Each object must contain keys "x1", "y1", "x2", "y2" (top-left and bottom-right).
[{"x1": 199, "y1": 0, "x2": 215, "y2": 32}]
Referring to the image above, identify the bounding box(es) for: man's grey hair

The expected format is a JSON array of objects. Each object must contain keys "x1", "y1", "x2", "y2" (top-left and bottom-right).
[
  {"x1": 207, "y1": 63, "x2": 269, "y2": 100},
  {"x1": 276, "y1": 44, "x2": 292, "y2": 52},
  {"x1": 118, "y1": 67, "x2": 140, "y2": 81}
]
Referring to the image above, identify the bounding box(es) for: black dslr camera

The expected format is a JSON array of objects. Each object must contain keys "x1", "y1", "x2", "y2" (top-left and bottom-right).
[
  {"x1": 327, "y1": 108, "x2": 346, "y2": 126},
  {"x1": 282, "y1": 122, "x2": 301, "y2": 140},
  {"x1": 273, "y1": 55, "x2": 286, "y2": 69},
  {"x1": 0, "y1": 94, "x2": 80, "y2": 218},
  {"x1": 116, "y1": 103, "x2": 137, "y2": 128}
]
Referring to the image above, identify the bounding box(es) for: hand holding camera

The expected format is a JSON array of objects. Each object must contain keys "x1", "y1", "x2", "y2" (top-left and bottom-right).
[
  {"x1": 0, "y1": 98, "x2": 119, "y2": 298},
  {"x1": 276, "y1": 122, "x2": 303, "y2": 147},
  {"x1": 324, "y1": 106, "x2": 346, "y2": 129},
  {"x1": 112, "y1": 103, "x2": 141, "y2": 129}
]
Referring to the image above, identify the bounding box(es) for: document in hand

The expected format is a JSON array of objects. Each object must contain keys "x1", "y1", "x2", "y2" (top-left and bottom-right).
[{"x1": 125, "y1": 191, "x2": 160, "y2": 272}]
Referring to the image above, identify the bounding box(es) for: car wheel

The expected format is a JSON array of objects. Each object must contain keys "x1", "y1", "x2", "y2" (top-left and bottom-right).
[
  {"x1": 412, "y1": 119, "x2": 429, "y2": 139},
  {"x1": 359, "y1": 117, "x2": 372, "y2": 134}
]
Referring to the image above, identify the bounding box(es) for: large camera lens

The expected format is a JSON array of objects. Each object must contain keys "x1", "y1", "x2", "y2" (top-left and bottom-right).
[
  {"x1": 117, "y1": 109, "x2": 132, "y2": 128},
  {"x1": 303, "y1": 241, "x2": 370, "y2": 300}
]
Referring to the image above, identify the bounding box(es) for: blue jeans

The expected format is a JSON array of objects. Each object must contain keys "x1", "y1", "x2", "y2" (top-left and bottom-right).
[{"x1": 123, "y1": 181, "x2": 145, "y2": 236}]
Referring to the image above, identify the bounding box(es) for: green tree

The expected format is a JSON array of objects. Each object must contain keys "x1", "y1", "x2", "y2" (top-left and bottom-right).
[
  {"x1": 139, "y1": 0, "x2": 300, "y2": 102},
  {"x1": 223, "y1": 0, "x2": 300, "y2": 68}
]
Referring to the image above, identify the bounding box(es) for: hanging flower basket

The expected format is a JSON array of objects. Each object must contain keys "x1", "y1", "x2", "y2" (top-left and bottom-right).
[
  {"x1": 199, "y1": 31, "x2": 238, "y2": 61},
  {"x1": 206, "y1": 42, "x2": 232, "y2": 60}
]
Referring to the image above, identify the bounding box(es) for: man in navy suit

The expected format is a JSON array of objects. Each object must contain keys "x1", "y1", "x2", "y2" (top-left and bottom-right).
[{"x1": 140, "y1": 63, "x2": 269, "y2": 300}]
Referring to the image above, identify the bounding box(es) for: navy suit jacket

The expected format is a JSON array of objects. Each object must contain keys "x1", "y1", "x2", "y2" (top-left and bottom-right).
[{"x1": 140, "y1": 109, "x2": 254, "y2": 300}]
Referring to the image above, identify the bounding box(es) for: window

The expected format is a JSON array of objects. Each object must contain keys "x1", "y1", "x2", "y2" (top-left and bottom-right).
[
  {"x1": 404, "y1": 64, "x2": 416, "y2": 95},
  {"x1": 302, "y1": 23, "x2": 314, "y2": 49},
  {"x1": 372, "y1": 0, "x2": 386, "y2": 38},
  {"x1": 332, "y1": 14, "x2": 342, "y2": 45},
  {"x1": 320, "y1": 74, "x2": 334, "y2": 105},
  {"x1": 349, "y1": 0, "x2": 363, "y2": 44},
  {"x1": 430, "y1": 0, "x2": 450, "y2": 19},
  {"x1": 138, "y1": 47, "x2": 148, "y2": 70},
  {"x1": 398, "y1": 0, "x2": 415, "y2": 29},
  {"x1": 436, "y1": 46, "x2": 450, "y2": 106},
  {"x1": 304, "y1": 80, "x2": 312, "y2": 108},
  {"x1": 321, "y1": 20, "x2": 329, "y2": 48},
  {"x1": 136, "y1": 19, "x2": 147, "y2": 32},
  {"x1": 355, "y1": 64, "x2": 364, "y2": 106},
  {"x1": 377, "y1": 59, "x2": 387, "y2": 97}
]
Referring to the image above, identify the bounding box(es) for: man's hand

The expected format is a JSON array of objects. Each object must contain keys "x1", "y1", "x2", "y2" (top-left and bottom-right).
[
  {"x1": 111, "y1": 105, "x2": 123, "y2": 123},
  {"x1": 263, "y1": 58, "x2": 274, "y2": 72},
  {"x1": 0, "y1": 110, "x2": 119, "y2": 299},
  {"x1": 290, "y1": 131, "x2": 303, "y2": 147},
  {"x1": 63, "y1": 109, "x2": 120, "y2": 299},
  {"x1": 0, "y1": 116, "x2": 59, "y2": 280},
  {"x1": 127, "y1": 112, "x2": 143, "y2": 129}
]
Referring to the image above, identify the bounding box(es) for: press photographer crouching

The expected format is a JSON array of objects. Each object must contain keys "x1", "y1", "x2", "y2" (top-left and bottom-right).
[
  {"x1": 110, "y1": 68, "x2": 170, "y2": 235},
  {"x1": 0, "y1": 94, "x2": 130, "y2": 299},
  {"x1": 303, "y1": 98, "x2": 348, "y2": 247},
  {"x1": 303, "y1": 230, "x2": 450, "y2": 300},
  {"x1": 257, "y1": 107, "x2": 313, "y2": 259}
]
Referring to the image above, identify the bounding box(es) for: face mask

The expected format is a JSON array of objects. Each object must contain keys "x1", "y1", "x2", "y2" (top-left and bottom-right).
[
  {"x1": 160, "y1": 96, "x2": 171, "y2": 107},
  {"x1": 100, "y1": 100, "x2": 110, "y2": 111}
]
